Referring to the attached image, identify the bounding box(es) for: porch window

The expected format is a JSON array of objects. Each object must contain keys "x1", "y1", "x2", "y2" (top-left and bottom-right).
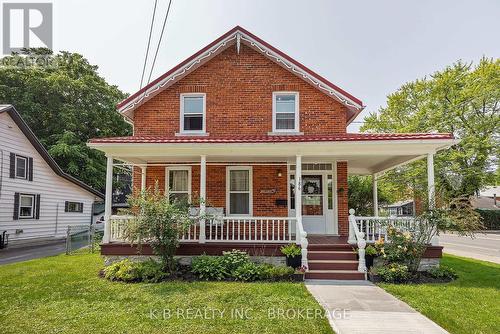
[
  {"x1": 166, "y1": 167, "x2": 191, "y2": 203},
  {"x1": 272, "y1": 92, "x2": 299, "y2": 132},
  {"x1": 19, "y1": 194, "x2": 35, "y2": 218},
  {"x1": 180, "y1": 93, "x2": 205, "y2": 133},
  {"x1": 227, "y1": 167, "x2": 252, "y2": 215}
]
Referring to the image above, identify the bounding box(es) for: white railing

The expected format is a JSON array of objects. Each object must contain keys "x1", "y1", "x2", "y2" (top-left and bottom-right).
[
  {"x1": 207, "y1": 217, "x2": 297, "y2": 243},
  {"x1": 348, "y1": 209, "x2": 367, "y2": 274},
  {"x1": 354, "y1": 216, "x2": 415, "y2": 243},
  {"x1": 295, "y1": 217, "x2": 308, "y2": 268},
  {"x1": 109, "y1": 215, "x2": 298, "y2": 244},
  {"x1": 109, "y1": 215, "x2": 134, "y2": 242}
]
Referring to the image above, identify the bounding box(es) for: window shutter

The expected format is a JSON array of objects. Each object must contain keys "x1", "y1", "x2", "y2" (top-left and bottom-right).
[
  {"x1": 10, "y1": 153, "x2": 15, "y2": 178},
  {"x1": 35, "y1": 195, "x2": 41, "y2": 219},
  {"x1": 65, "y1": 201, "x2": 69, "y2": 212},
  {"x1": 28, "y1": 157, "x2": 33, "y2": 181},
  {"x1": 13, "y1": 193, "x2": 20, "y2": 220},
  {"x1": 80, "y1": 203, "x2": 84, "y2": 213}
]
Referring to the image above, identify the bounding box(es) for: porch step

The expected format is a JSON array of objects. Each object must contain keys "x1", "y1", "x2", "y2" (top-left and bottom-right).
[
  {"x1": 308, "y1": 260, "x2": 358, "y2": 270},
  {"x1": 305, "y1": 270, "x2": 366, "y2": 280},
  {"x1": 308, "y1": 243, "x2": 354, "y2": 251},
  {"x1": 307, "y1": 250, "x2": 357, "y2": 261}
]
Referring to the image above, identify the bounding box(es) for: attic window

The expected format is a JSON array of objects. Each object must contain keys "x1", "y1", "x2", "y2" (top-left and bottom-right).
[
  {"x1": 273, "y1": 92, "x2": 299, "y2": 132},
  {"x1": 180, "y1": 93, "x2": 206, "y2": 133}
]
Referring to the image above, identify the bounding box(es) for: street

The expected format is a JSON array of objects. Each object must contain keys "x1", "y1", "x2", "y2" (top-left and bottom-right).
[{"x1": 439, "y1": 232, "x2": 500, "y2": 264}]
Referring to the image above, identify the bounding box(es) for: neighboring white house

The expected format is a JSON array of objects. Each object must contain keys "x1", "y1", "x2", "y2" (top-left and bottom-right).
[{"x1": 0, "y1": 105, "x2": 103, "y2": 247}]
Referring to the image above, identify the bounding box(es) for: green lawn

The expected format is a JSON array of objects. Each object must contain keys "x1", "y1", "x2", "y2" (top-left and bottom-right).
[
  {"x1": 0, "y1": 252, "x2": 332, "y2": 334},
  {"x1": 380, "y1": 254, "x2": 500, "y2": 334}
]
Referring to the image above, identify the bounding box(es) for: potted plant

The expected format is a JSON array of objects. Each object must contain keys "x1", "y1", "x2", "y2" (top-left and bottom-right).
[
  {"x1": 280, "y1": 243, "x2": 302, "y2": 268},
  {"x1": 293, "y1": 265, "x2": 307, "y2": 281},
  {"x1": 354, "y1": 245, "x2": 378, "y2": 270}
]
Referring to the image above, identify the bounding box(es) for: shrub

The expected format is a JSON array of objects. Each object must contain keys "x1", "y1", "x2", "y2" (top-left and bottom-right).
[
  {"x1": 265, "y1": 265, "x2": 295, "y2": 280},
  {"x1": 232, "y1": 262, "x2": 264, "y2": 281},
  {"x1": 427, "y1": 266, "x2": 458, "y2": 280},
  {"x1": 220, "y1": 249, "x2": 251, "y2": 274},
  {"x1": 103, "y1": 259, "x2": 167, "y2": 283},
  {"x1": 191, "y1": 255, "x2": 227, "y2": 281},
  {"x1": 476, "y1": 209, "x2": 500, "y2": 230},
  {"x1": 376, "y1": 263, "x2": 410, "y2": 283},
  {"x1": 280, "y1": 244, "x2": 301, "y2": 257}
]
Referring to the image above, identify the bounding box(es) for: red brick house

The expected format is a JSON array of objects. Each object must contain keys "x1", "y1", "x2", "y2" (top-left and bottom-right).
[{"x1": 88, "y1": 26, "x2": 455, "y2": 279}]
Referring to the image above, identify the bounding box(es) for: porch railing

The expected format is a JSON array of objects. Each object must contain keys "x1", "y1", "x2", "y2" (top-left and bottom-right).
[
  {"x1": 109, "y1": 215, "x2": 298, "y2": 244},
  {"x1": 348, "y1": 209, "x2": 416, "y2": 274}
]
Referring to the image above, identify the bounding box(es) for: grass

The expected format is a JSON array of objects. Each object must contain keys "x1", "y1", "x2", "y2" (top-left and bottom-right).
[
  {"x1": 0, "y1": 252, "x2": 332, "y2": 334},
  {"x1": 380, "y1": 254, "x2": 500, "y2": 334}
]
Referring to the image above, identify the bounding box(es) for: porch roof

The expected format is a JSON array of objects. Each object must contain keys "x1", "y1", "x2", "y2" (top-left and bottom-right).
[{"x1": 87, "y1": 133, "x2": 458, "y2": 176}]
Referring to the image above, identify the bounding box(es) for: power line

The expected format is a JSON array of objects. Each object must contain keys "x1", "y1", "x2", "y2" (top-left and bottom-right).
[
  {"x1": 146, "y1": 0, "x2": 173, "y2": 88},
  {"x1": 139, "y1": 0, "x2": 159, "y2": 90}
]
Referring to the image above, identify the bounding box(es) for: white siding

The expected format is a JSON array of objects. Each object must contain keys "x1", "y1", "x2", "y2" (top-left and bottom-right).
[{"x1": 0, "y1": 112, "x2": 99, "y2": 244}]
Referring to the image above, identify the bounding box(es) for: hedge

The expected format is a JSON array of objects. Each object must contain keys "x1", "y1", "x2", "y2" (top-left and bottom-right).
[{"x1": 476, "y1": 209, "x2": 500, "y2": 230}]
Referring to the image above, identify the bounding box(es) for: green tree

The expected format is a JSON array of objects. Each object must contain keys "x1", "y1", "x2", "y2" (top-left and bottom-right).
[
  {"x1": 348, "y1": 175, "x2": 394, "y2": 216},
  {"x1": 0, "y1": 48, "x2": 131, "y2": 191},
  {"x1": 362, "y1": 58, "x2": 500, "y2": 200}
]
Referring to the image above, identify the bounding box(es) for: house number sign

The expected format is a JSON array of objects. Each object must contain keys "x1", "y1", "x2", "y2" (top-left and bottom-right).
[{"x1": 260, "y1": 189, "x2": 277, "y2": 194}]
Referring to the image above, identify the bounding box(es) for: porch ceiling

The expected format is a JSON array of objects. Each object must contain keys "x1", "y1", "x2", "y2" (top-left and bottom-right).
[{"x1": 88, "y1": 138, "x2": 457, "y2": 175}]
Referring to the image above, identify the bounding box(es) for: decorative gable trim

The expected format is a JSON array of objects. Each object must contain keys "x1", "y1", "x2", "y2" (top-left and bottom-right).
[{"x1": 117, "y1": 26, "x2": 364, "y2": 122}]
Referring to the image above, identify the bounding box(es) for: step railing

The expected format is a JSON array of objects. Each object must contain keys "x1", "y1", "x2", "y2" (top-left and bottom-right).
[{"x1": 348, "y1": 209, "x2": 367, "y2": 273}]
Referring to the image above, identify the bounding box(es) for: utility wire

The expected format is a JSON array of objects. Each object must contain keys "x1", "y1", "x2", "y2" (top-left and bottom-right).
[
  {"x1": 145, "y1": 0, "x2": 173, "y2": 88},
  {"x1": 139, "y1": 0, "x2": 159, "y2": 90}
]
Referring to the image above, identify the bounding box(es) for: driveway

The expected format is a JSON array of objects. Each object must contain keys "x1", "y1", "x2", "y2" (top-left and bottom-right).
[
  {"x1": 439, "y1": 231, "x2": 500, "y2": 264},
  {"x1": 0, "y1": 241, "x2": 66, "y2": 265}
]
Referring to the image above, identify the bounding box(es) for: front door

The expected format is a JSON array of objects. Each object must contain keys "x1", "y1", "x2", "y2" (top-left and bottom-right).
[
  {"x1": 301, "y1": 175, "x2": 326, "y2": 234},
  {"x1": 289, "y1": 172, "x2": 332, "y2": 234}
]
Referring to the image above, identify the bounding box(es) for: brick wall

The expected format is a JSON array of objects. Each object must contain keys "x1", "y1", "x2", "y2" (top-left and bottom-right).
[
  {"x1": 133, "y1": 43, "x2": 348, "y2": 136},
  {"x1": 336, "y1": 161, "x2": 349, "y2": 236}
]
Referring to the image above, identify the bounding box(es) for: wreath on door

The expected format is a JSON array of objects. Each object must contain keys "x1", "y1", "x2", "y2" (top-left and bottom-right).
[{"x1": 303, "y1": 181, "x2": 320, "y2": 195}]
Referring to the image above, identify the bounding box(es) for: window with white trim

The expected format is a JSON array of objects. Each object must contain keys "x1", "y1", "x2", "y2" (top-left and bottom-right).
[
  {"x1": 66, "y1": 201, "x2": 83, "y2": 213},
  {"x1": 180, "y1": 93, "x2": 205, "y2": 133},
  {"x1": 15, "y1": 155, "x2": 28, "y2": 179},
  {"x1": 273, "y1": 92, "x2": 299, "y2": 132},
  {"x1": 227, "y1": 167, "x2": 252, "y2": 215},
  {"x1": 166, "y1": 167, "x2": 191, "y2": 203},
  {"x1": 19, "y1": 194, "x2": 35, "y2": 218}
]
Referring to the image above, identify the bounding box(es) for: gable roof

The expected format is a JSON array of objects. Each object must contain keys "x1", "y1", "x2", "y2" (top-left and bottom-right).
[
  {"x1": 0, "y1": 105, "x2": 104, "y2": 199},
  {"x1": 118, "y1": 26, "x2": 364, "y2": 123}
]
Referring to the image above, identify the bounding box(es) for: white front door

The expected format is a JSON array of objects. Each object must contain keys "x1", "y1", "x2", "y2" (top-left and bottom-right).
[{"x1": 289, "y1": 168, "x2": 337, "y2": 235}]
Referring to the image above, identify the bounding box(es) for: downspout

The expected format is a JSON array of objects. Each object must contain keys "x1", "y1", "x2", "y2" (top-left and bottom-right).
[{"x1": 0, "y1": 149, "x2": 3, "y2": 197}]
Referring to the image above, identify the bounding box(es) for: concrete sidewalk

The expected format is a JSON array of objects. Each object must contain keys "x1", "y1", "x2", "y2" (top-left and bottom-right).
[{"x1": 306, "y1": 280, "x2": 448, "y2": 334}]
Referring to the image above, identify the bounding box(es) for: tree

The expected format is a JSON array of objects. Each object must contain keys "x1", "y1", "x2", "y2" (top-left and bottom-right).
[
  {"x1": 348, "y1": 175, "x2": 394, "y2": 216},
  {"x1": 0, "y1": 48, "x2": 131, "y2": 191},
  {"x1": 362, "y1": 58, "x2": 500, "y2": 200}
]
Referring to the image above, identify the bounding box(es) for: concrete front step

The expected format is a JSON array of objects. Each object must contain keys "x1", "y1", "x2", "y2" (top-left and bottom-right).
[
  {"x1": 307, "y1": 243, "x2": 354, "y2": 251},
  {"x1": 305, "y1": 270, "x2": 366, "y2": 280},
  {"x1": 308, "y1": 250, "x2": 358, "y2": 261},
  {"x1": 308, "y1": 260, "x2": 358, "y2": 270}
]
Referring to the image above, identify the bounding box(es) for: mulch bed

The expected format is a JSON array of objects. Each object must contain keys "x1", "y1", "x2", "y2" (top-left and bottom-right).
[{"x1": 369, "y1": 272, "x2": 454, "y2": 284}]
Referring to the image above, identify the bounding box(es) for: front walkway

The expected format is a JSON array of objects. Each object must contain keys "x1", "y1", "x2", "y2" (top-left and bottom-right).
[{"x1": 306, "y1": 280, "x2": 448, "y2": 334}]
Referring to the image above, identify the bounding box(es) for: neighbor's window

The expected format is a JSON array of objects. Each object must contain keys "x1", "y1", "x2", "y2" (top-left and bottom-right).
[
  {"x1": 15, "y1": 155, "x2": 28, "y2": 179},
  {"x1": 66, "y1": 201, "x2": 83, "y2": 213},
  {"x1": 227, "y1": 167, "x2": 252, "y2": 215},
  {"x1": 181, "y1": 93, "x2": 205, "y2": 133},
  {"x1": 273, "y1": 92, "x2": 299, "y2": 132},
  {"x1": 167, "y1": 167, "x2": 191, "y2": 203},
  {"x1": 19, "y1": 194, "x2": 35, "y2": 218}
]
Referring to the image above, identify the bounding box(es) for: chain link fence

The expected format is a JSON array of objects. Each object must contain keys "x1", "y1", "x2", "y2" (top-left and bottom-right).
[{"x1": 66, "y1": 225, "x2": 102, "y2": 254}]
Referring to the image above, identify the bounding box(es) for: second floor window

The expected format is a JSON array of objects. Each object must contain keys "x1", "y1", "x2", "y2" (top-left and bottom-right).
[
  {"x1": 180, "y1": 93, "x2": 206, "y2": 133},
  {"x1": 273, "y1": 92, "x2": 299, "y2": 132},
  {"x1": 15, "y1": 155, "x2": 28, "y2": 179}
]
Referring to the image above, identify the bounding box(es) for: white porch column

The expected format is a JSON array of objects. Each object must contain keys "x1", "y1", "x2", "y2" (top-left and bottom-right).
[
  {"x1": 199, "y1": 155, "x2": 206, "y2": 243},
  {"x1": 427, "y1": 153, "x2": 435, "y2": 209},
  {"x1": 372, "y1": 174, "x2": 379, "y2": 217},
  {"x1": 140, "y1": 166, "x2": 147, "y2": 192},
  {"x1": 295, "y1": 155, "x2": 302, "y2": 237},
  {"x1": 103, "y1": 155, "x2": 113, "y2": 244}
]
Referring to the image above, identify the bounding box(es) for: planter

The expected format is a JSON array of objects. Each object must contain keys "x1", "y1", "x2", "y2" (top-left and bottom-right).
[
  {"x1": 365, "y1": 255, "x2": 375, "y2": 269},
  {"x1": 291, "y1": 273, "x2": 305, "y2": 282},
  {"x1": 286, "y1": 255, "x2": 302, "y2": 269},
  {"x1": 368, "y1": 272, "x2": 382, "y2": 283}
]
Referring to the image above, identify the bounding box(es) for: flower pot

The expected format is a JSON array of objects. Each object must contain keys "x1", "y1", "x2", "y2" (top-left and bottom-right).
[
  {"x1": 365, "y1": 255, "x2": 375, "y2": 269},
  {"x1": 286, "y1": 255, "x2": 302, "y2": 269},
  {"x1": 292, "y1": 273, "x2": 305, "y2": 281}
]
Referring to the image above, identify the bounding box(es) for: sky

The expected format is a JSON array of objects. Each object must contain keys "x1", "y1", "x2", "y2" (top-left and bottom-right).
[{"x1": 12, "y1": 0, "x2": 500, "y2": 131}]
